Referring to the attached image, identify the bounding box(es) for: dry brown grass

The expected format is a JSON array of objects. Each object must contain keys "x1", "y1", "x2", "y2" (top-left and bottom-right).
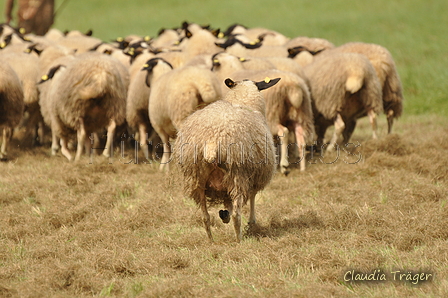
[{"x1": 1, "y1": 115, "x2": 447, "y2": 297}]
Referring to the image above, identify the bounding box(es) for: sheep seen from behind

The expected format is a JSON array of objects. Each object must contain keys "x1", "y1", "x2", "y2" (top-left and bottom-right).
[{"x1": 175, "y1": 77, "x2": 280, "y2": 242}]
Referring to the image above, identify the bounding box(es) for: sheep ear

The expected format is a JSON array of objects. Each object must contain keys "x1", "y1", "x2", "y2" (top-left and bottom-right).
[
  {"x1": 225, "y1": 78, "x2": 236, "y2": 89},
  {"x1": 255, "y1": 77, "x2": 281, "y2": 91},
  {"x1": 38, "y1": 64, "x2": 65, "y2": 84}
]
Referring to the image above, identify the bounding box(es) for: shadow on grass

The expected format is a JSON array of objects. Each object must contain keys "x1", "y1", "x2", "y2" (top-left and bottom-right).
[{"x1": 244, "y1": 210, "x2": 324, "y2": 239}]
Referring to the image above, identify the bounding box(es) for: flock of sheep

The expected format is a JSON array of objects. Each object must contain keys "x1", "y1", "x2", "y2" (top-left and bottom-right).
[{"x1": 0, "y1": 21, "x2": 404, "y2": 241}]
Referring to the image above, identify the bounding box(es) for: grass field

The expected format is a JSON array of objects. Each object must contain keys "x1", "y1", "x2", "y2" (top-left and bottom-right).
[{"x1": 1, "y1": 0, "x2": 448, "y2": 297}]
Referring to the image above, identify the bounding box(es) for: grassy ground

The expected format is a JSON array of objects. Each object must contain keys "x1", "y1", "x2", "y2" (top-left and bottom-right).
[
  {"x1": 1, "y1": 0, "x2": 448, "y2": 297},
  {"x1": 1, "y1": 116, "x2": 447, "y2": 297}
]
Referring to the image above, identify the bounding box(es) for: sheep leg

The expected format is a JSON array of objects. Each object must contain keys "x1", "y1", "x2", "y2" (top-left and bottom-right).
[
  {"x1": 60, "y1": 138, "x2": 73, "y2": 161},
  {"x1": 248, "y1": 192, "x2": 256, "y2": 225},
  {"x1": 75, "y1": 118, "x2": 86, "y2": 161},
  {"x1": 342, "y1": 119, "x2": 357, "y2": 145},
  {"x1": 277, "y1": 125, "x2": 289, "y2": 175},
  {"x1": 232, "y1": 195, "x2": 243, "y2": 242},
  {"x1": 294, "y1": 123, "x2": 306, "y2": 172},
  {"x1": 138, "y1": 123, "x2": 149, "y2": 160},
  {"x1": 198, "y1": 189, "x2": 213, "y2": 242},
  {"x1": 368, "y1": 109, "x2": 378, "y2": 139},
  {"x1": 327, "y1": 114, "x2": 345, "y2": 152},
  {"x1": 0, "y1": 127, "x2": 12, "y2": 160},
  {"x1": 387, "y1": 109, "x2": 394, "y2": 134},
  {"x1": 51, "y1": 130, "x2": 60, "y2": 156},
  {"x1": 103, "y1": 119, "x2": 116, "y2": 158},
  {"x1": 158, "y1": 133, "x2": 171, "y2": 171}
]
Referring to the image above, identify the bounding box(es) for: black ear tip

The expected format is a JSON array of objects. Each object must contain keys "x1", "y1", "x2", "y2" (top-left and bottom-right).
[{"x1": 225, "y1": 78, "x2": 235, "y2": 88}]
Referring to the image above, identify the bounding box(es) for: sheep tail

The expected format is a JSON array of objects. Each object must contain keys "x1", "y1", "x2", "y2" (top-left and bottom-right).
[
  {"x1": 345, "y1": 75, "x2": 364, "y2": 94},
  {"x1": 78, "y1": 70, "x2": 109, "y2": 101},
  {"x1": 287, "y1": 84, "x2": 304, "y2": 109},
  {"x1": 204, "y1": 141, "x2": 219, "y2": 163}
]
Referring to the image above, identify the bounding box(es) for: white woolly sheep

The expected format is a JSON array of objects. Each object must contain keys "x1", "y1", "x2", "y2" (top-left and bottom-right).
[
  {"x1": 211, "y1": 52, "x2": 314, "y2": 173},
  {"x1": 174, "y1": 77, "x2": 280, "y2": 242},
  {"x1": 47, "y1": 52, "x2": 127, "y2": 161},
  {"x1": 331, "y1": 42, "x2": 404, "y2": 133},
  {"x1": 0, "y1": 61, "x2": 25, "y2": 160},
  {"x1": 145, "y1": 58, "x2": 222, "y2": 171},
  {"x1": 303, "y1": 52, "x2": 383, "y2": 151}
]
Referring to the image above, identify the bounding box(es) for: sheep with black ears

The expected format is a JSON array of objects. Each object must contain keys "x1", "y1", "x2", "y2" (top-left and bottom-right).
[
  {"x1": 331, "y1": 42, "x2": 404, "y2": 133},
  {"x1": 145, "y1": 57, "x2": 222, "y2": 171},
  {"x1": 174, "y1": 77, "x2": 280, "y2": 242},
  {"x1": 303, "y1": 52, "x2": 383, "y2": 151},
  {"x1": 47, "y1": 51, "x2": 127, "y2": 161},
  {"x1": 0, "y1": 61, "x2": 24, "y2": 160},
  {"x1": 211, "y1": 52, "x2": 314, "y2": 173}
]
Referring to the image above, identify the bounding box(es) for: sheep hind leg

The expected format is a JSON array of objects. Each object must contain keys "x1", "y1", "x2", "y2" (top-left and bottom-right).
[
  {"x1": 294, "y1": 123, "x2": 306, "y2": 172},
  {"x1": 158, "y1": 133, "x2": 171, "y2": 171},
  {"x1": 0, "y1": 127, "x2": 12, "y2": 161},
  {"x1": 60, "y1": 138, "x2": 73, "y2": 161},
  {"x1": 368, "y1": 109, "x2": 378, "y2": 139},
  {"x1": 277, "y1": 125, "x2": 290, "y2": 175},
  {"x1": 138, "y1": 123, "x2": 149, "y2": 161},
  {"x1": 75, "y1": 118, "x2": 87, "y2": 161},
  {"x1": 198, "y1": 190, "x2": 213, "y2": 242},
  {"x1": 248, "y1": 192, "x2": 256, "y2": 225},
  {"x1": 103, "y1": 119, "x2": 117, "y2": 158},
  {"x1": 232, "y1": 195, "x2": 243, "y2": 243},
  {"x1": 387, "y1": 109, "x2": 394, "y2": 134},
  {"x1": 327, "y1": 114, "x2": 345, "y2": 152}
]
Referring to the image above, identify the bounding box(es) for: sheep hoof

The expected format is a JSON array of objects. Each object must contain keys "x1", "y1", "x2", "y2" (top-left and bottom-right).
[
  {"x1": 219, "y1": 210, "x2": 230, "y2": 223},
  {"x1": 0, "y1": 157, "x2": 8, "y2": 162},
  {"x1": 280, "y1": 166, "x2": 290, "y2": 176}
]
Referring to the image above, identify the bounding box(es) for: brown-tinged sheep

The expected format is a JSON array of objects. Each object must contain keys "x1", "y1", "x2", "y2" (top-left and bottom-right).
[
  {"x1": 145, "y1": 58, "x2": 222, "y2": 171},
  {"x1": 0, "y1": 51, "x2": 42, "y2": 145},
  {"x1": 0, "y1": 61, "x2": 25, "y2": 160},
  {"x1": 331, "y1": 42, "x2": 404, "y2": 133},
  {"x1": 174, "y1": 77, "x2": 280, "y2": 242},
  {"x1": 48, "y1": 52, "x2": 127, "y2": 161},
  {"x1": 212, "y1": 52, "x2": 314, "y2": 173},
  {"x1": 304, "y1": 52, "x2": 383, "y2": 151}
]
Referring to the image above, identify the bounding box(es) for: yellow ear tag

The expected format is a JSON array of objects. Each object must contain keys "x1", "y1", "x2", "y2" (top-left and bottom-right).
[
  {"x1": 218, "y1": 32, "x2": 224, "y2": 39},
  {"x1": 174, "y1": 40, "x2": 180, "y2": 45},
  {"x1": 239, "y1": 57, "x2": 246, "y2": 62},
  {"x1": 25, "y1": 48, "x2": 31, "y2": 53},
  {"x1": 213, "y1": 59, "x2": 219, "y2": 64},
  {"x1": 0, "y1": 42, "x2": 5, "y2": 48},
  {"x1": 19, "y1": 28, "x2": 26, "y2": 34},
  {"x1": 264, "y1": 77, "x2": 271, "y2": 83},
  {"x1": 143, "y1": 64, "x2": 149, "y2": 68},
  {"x1": 144, "y1": 36, "x2": 151, "y2": 41},
  {"x1": 117, "y1": 37, "x2": 123, "y2": 42},
  {"x1": 41, "y1": 75, "x2": 49, "y2": 81}
]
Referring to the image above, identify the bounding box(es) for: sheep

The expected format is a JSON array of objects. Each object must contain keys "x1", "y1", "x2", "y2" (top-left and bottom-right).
[
  {"x1": 144, "y1": 58, "x2": 222, "y2": 171},
  {"x1": 38, "y1": 56, "x2": 75, "y2": 155},
  {"x1": 211, "y1": 52, "x2": 314, "y2": 173},
  {"x1": 0, "y1": 60, "x2": 25, "y2": 160},
  {"x1": 126, "y1": 53, "x2": 159, "y2": 161},
  {"x1": 174, "y1": 77, "x2": 280, "y2": 242},
  {"x1": 47, "y1": 52, "x2": 127, "y2": 161},
  {"x1": 0, "y1": 51, "x2": 42, "y2": 146},
  {"x1": 331, "y1": 42, "x2": 404, "y2": 133},
  {"x1": 285, "y1": 37, "x2": 335, "y2": 67},
  {"x1": 303, "y1": 52, "x2": 383, "y2": 151}
]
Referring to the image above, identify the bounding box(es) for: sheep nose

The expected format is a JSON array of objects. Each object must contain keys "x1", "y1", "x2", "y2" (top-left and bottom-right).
[{"x1": 219, "y1": 210, "x2": 230, "y2": 223}]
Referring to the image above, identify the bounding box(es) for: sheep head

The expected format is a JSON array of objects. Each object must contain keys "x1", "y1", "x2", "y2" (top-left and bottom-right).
[{"x1": 224, "y1": 77, "x2": 281, "y2": 91}]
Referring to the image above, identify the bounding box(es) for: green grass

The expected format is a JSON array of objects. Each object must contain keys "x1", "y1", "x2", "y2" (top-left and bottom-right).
[{"x1": 2, "y1": 0, "x2": 447, "y2": 116}]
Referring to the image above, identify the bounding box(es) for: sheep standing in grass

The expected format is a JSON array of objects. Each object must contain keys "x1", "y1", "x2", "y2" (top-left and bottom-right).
[
  {"x1": 304, "y1": 52, "x2": 383, "y2": 150},
  {"x1": 212, "y1": 52, "x2": 314, "y2": 173},
  {"x1": 48, "y1": 52, "x2": 127, "y2": 161},
  {"x1": 175, "y1": 77, "x2": 280, "y2": 242},
  {"x1": 145, "y1": 58, "x2": 222, "y2": 171},
  {"x1": 331, "y1": 42, "x2": 404, "y2": 133},
  {"x1": 0, "y1": 61, "x2": 24, "y2": 160}
]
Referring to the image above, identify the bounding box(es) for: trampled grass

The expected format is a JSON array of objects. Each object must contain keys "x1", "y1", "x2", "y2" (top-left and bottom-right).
[{"x1": 1, "y1": 0, "x2": 448, "y2": 297}]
